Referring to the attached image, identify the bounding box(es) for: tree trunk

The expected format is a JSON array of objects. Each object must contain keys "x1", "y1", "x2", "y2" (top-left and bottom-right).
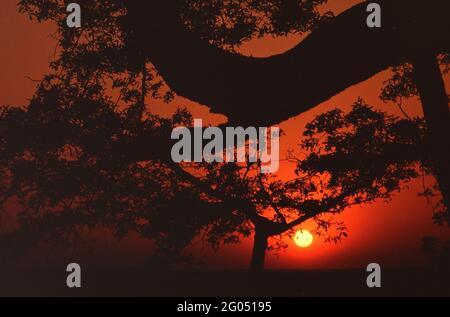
[
  {"x1": 413, "y1": 54, "x2": 450, "y2": 217},
  {"x1": 250, "y1": 230, "x2": 268, "y2": 272}
]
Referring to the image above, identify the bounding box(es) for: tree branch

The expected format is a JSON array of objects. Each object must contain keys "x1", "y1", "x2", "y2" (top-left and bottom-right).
[{"x1": 125, "y1": 0, "x2": 450, "y2": 126}]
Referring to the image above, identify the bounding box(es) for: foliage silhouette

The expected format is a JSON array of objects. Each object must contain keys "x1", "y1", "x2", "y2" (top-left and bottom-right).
[
  {"x1": 0, "y1": 0, "x2": 448, "y2": 271},
  {"x1": 123, "y1": 0, "x2": 450, "y2": 215}
]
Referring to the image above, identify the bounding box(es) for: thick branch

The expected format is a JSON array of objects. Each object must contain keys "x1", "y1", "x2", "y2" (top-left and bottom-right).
[{"x1": 125, "y1": 0, "x2": 450, "y2": 126}]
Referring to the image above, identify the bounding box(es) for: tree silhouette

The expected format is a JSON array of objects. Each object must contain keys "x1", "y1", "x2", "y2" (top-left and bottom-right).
[
  {"x1": 0, "y1": 92, "x2": 436, "y2": 271},
  {"x1": 1, "y1": 0, "x2": 448, "y2": 271},
  {"x1": 3, "y1": 0, "x2": 333, "y2": 269},
  {"x1": 124, "y1": 0, "x2": 449, "y2": 211},
  {"x1": 380, "y1": 55, "x2": 449, "y2": 222}
]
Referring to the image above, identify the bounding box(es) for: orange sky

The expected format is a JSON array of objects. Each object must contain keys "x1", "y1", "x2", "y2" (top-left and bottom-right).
[{"x1": 1, "y1": 0, "x2": 449, "y2": 270}]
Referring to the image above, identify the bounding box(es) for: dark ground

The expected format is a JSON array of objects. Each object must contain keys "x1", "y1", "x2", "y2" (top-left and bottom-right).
[{"x1": 1, "y1": 267, "x2": 449, "y2": 297}]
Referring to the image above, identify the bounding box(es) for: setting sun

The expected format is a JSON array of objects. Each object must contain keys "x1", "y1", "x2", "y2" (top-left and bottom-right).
[{"x1": 293, "y1": 230, "x2": 314, "y2": 248}]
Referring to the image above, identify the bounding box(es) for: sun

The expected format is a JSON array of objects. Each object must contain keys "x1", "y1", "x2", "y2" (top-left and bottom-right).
[{"x1": 293, "y1": 230, "x2": 314, "y2": 248}]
